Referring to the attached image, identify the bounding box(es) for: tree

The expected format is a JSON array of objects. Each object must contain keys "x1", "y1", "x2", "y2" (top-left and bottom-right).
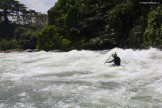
[
  {"x1": 0, "y1": 0, "x2": 38, "y2": 25},
  {"x1": 31, "y1": 12, "x2": 48, "y2": 30},
  {"x1": 144, "y1": 6, "x2": 162, "y2": 47},
  {"x1": 0, "y1": 0, "x2": 27, "y2": 24}
]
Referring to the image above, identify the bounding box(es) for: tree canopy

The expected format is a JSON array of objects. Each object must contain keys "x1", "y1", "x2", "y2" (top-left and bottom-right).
[
  {"x1": 0, "y1": 0, "x2": 48, "y2": 51},
  {"x1": 1, "y1": 0, "x2": 162, "y2": 51},
  {"x1": 36, "y1": 0, "x2": 162, "y2": 51}
]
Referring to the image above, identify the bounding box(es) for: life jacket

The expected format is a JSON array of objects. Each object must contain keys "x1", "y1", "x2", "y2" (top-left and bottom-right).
[{"x1": 114, "y1": 57, "x2": 121, "y2": 66}]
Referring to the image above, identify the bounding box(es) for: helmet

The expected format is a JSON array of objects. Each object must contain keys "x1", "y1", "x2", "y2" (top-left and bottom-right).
[{"x1": 112, "y1": 52, "x2": 117, "y2": 57}]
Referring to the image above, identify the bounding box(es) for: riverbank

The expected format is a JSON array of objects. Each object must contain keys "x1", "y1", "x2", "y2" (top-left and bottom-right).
[{"x1": 0, "y1": 49, "x2": 39, "y2": 53}]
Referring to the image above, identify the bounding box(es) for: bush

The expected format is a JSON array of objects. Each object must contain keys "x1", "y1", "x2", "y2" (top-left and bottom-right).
[
  {"x1": 61, "y1": 39, "x2": 71, "y2": 50},
  {"x1": 144, "y1": 6, "x2": 162, "y2": 47},
  {"x1": 37, "y1": 25, "x2": 72, "y2": 51},
  {"x1": 0, "y1": 39, "x2": 18, "y2": 51}
]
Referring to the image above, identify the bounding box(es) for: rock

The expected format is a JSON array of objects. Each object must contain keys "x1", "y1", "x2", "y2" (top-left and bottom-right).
[
  {"x1": 4, "y1": 50, "x2": 12, "y2": 53},
  {"x1": 25, "y1": 49, "x2": 33, "y2": 52}
]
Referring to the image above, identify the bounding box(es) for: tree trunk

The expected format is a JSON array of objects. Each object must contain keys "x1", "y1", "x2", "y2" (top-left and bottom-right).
[{"x1": 4, "y1": 8, "x2": 9, "y2": 24}]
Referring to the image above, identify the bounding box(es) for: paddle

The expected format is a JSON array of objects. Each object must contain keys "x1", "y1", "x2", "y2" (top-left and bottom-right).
[{"x1": 104, "y1": 55, "x2": 112, "y2": 64}]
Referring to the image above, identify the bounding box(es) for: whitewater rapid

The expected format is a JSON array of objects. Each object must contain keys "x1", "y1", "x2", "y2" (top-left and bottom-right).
[{"x1": 0, "y1": 48, "x2": 162, "y2": 108}]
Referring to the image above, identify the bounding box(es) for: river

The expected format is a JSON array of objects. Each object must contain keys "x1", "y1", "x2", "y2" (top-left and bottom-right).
[{"x1": 0, "y1": 48, "x2": 162, "y2": 108}]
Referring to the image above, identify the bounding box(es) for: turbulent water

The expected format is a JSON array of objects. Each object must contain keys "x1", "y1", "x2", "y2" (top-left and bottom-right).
[{"x1": 0, "y1": 48, "x2": 162, "y2": 108}]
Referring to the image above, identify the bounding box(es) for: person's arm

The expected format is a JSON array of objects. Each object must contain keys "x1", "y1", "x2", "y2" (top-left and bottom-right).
[{"x1": 106, "y1": 59, "x2": 114, "y2": 63}]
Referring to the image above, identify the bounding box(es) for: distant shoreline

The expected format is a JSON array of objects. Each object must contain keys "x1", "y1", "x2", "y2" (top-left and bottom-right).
[
  {"x1": 1, "y1": 47, "x2": 162, "y2": 53},
  {"x1": 0, "y1": 49, "x2": 39, "y2": 53}
]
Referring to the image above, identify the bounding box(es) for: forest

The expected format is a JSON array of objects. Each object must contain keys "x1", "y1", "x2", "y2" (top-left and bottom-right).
[
  {"x1": 0, "y1": 0, "x2": 162, "y2": 51},
  {"x1": 0, "y1": 0, "x2": 47, "y2": 51}
]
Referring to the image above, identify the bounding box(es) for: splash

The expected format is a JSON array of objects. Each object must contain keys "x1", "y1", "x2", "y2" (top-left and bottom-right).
[{"x1": 0, "y1": 48, "x2": 162, "y2": 107}]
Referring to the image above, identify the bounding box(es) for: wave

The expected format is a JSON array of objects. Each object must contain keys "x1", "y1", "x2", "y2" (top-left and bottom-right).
[{"x1": 0, "y1": 48, "x2": 162, "y2": 107}]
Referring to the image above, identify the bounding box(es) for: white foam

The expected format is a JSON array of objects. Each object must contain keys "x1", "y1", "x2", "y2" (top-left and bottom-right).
[{"x1": 0, "y1": 48, "x2": 162, "y2": 107}]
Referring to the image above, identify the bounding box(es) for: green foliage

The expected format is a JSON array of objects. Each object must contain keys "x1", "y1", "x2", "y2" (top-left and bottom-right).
[
  {"x1": 37, "y1": 25, "x2": 72, "y2": 51},
  {"x1": 128, "y1": 25, "x2": 144, "y2": 48},
  {"x1": 127, "y1": 15, "x2": 147, "y2": 48},
  {"x1": 0, "y1": 39, "x2": 18, "y2": 51},
  {"x1": 48, "y1": 0, "x2": 134, "y2": 49},
  {"x1": 89, "y1": 25, "x2": 116, "y2": 49},
  {"x1": 144, "y1": 6, "x2": 162, "y2": 47},
  {"x1": 2, "y1": 0, "x2": 161, "y2": 51},
  {"x1": 0, "y1": 0, "x2": 26, "y2": 24},
  {"x1": 61, "y1": 39, "x2": 71, "y2": 50},
  {"x1": 37, "y1": 26, "x2": 58, "y2": 51},
  {"x1": 30, "y1": 12, "x2": 48, "y2": 30},
  {"x1": 0, "y1": 0, "x2": 48, "y2": 51},
  {"x1": 0, "y1": 23, "x2": 15, "y2": 39},
  {"x1": 47, "y1": 0, "x2": 162, "y2": 49},
  {"x1": 13, "y1": 26, "x2": 37, "y2": 49},
  {"x1": 65, "y1": 5, "x2": 79, "y2": 40}
]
